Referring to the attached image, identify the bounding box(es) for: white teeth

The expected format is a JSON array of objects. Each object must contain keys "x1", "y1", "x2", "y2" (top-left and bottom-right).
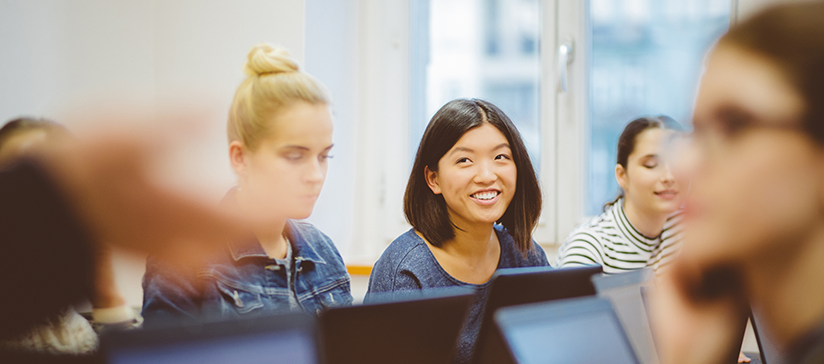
[{"x1": 472, "y1": 191, "x2": 498, "y2": 200}]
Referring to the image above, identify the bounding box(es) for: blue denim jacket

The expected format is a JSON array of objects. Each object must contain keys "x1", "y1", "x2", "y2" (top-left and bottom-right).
[
  {"x1": 142, "y1": 219, "x2": 353, "y2": 326},
  {"x1": 365, "y1": 226, "x2": 550, "y2": 364}
]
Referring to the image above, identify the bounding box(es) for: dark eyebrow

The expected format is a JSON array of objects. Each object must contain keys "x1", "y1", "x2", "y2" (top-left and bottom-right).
[
  {"x1": 449, "y1": 143, "x2": 510, "y2": 156},
  {"x1": 449, "y1": 146, "x2": 474, "y2": 155}
]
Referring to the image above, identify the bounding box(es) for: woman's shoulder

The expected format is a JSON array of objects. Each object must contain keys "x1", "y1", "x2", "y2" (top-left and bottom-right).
[
  {"x1": 562, "y1": 209, "x2": 617, "y2": 246},
  {"x1": 287, "y1": 220, "x2": 345, "y2": 265},
  {"x1": 367, "y1": 229, "x2": 439, "y2": 297},
  {"x1": 374, "y1": 229, "x2": 432, "y2": 269},
  {"x1": 288, "y1": 220, "x2": 332, "y2": 242}
]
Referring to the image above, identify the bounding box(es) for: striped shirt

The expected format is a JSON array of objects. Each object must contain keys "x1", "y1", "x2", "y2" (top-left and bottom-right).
[{"x1": 555, "y1": 198, "x2": 684, "y2": 274}]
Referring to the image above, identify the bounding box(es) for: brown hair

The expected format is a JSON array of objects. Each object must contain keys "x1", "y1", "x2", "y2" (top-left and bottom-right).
[{"x1": 719, "y1": 3, "x2": 824, "y2": 143}]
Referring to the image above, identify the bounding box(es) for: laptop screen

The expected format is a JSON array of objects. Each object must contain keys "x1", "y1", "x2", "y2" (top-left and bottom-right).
[
  {"x1": 497, "y1": 298, "x2": 638, "y2": 364},
  {"x1": 108, "y1": 330, "x2": 318, "y2": 364}
]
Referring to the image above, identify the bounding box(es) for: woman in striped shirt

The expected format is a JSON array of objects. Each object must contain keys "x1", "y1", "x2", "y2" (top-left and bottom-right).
[{"x1": 557, "y1": 116, "x2": 685, "y2": 274}]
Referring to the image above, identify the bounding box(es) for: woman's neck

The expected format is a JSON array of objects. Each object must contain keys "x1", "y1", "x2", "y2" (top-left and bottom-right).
[
  {"x1": 235, "y1": 188, "x2": 288, "y2": 259},
  {"x1": 745, "y1": 222, "x2": 824, "y2": 350},
  {"x1": 445, "y1": 222, "x2": 498, "y2": 261},
  {"x1": 421, "y1": 214, "x2": 501, "y2": 285},
  {"x1": 253, "y1": 220, "x2": 288, "y2": 259},
  {"x1": 622, "y1": 197, "x2": 669, "y2": 238}
]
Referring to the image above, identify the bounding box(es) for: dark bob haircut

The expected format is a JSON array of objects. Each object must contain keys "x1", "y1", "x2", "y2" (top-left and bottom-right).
[{"x1": 404, "y1": 98, "x2": 542, "y2": 254}]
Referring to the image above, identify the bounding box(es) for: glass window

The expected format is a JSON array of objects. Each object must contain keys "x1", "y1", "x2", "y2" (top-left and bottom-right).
[
  {"x1": 410, "y1": 0, "x2": 541, "y2": 169},
  {"x1": 585, "y1": 0, "x2": 731, "y2": 215}
]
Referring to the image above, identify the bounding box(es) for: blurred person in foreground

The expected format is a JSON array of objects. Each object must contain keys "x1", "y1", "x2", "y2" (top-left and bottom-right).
[
  {"x1": 0, "y1": 112, "x2": 249, "y2": 362},
  {"x1": 652, "y1": 3, "x2": 824, "y2": 364}
]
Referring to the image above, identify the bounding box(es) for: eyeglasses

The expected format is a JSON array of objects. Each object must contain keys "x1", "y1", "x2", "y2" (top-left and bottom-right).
[{"x1": 688, "y1": 105, "x2": 803, "y2": 157}]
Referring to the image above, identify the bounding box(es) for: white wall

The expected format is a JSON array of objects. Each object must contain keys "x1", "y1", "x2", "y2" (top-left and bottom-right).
[
  {"x1": 0, "y1": 0, "x2": 306, "y2": 307},
  {"x1": 303, "y1": 0, "x2": 359, "y2": 263},
  {"x1": 0, "y1": 1, "x2": 156, "y2": 123},
  {"x1": 304, "y1": 0, "x2": 415, "y2": 265}
]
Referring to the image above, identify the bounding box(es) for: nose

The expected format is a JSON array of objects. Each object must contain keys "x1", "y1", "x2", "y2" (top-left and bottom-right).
[
  {"x1": 473, "y1": 160, "x2": 498, "y2": 185},
  {"x1": 661, "y1": 163, "x2": 676, "y2": 185},
  {"x1": 305, "y1": 158, "x2": 326, "y2": 185}
]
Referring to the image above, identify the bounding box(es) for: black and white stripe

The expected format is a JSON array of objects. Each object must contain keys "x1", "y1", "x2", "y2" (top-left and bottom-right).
[{"x1": 556, "y1": 198, "x2": 683, "y2": 274}]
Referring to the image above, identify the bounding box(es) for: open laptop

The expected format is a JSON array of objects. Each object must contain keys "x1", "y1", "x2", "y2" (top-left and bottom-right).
[
  {"x1": 495, "y1": 296, "x2": 640, "y2": 364},
  {"x1": 101, "y1": 312, "x2": 320, "y2": 364},
  {"x1": 320, "y1": 289, "x2": 473, "y2": 364},
  {"x1": 471, "y1": 265, "x2": 604, "y2": 364},
  {"x1": 592, "y1": 268, "x2": 659, "y2": 364}
]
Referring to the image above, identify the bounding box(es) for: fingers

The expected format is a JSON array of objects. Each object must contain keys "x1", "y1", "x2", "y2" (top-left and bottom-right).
[
  {"x1": 38, "y1": 108, "x2": 252, "y2": 259},
  {"x1": 651, "y1": 265, "x2": 751, "y2": 364}
]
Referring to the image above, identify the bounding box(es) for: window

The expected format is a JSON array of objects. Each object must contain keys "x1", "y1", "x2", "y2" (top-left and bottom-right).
[
  {"x1": 411, "y1": 0, "x2": 541, "y2": 169},
  {"x1": 585, "y1": 0, "x2": 731, "y2": 215}
]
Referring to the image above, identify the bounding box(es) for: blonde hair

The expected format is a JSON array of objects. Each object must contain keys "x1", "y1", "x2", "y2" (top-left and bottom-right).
[{"x1": 228, "y1": 43, "x2": 330, "y2": 150}]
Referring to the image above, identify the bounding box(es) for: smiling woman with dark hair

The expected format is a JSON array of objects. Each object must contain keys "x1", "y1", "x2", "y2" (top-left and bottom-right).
[{"x1": 366, "y1": 98, "x2": 548, "y2": 363}]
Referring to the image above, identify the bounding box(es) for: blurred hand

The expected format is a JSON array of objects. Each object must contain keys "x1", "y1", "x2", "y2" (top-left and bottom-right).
[
  {"x1": 649, "y1": 259, "x2": 750, "y2": 364},
  {"x1": 36, "y1": 112, "x2": 251, "y2": 265}
]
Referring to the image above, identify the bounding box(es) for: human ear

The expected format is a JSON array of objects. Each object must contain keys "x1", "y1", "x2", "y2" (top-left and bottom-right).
[
  {"x1": 424, "y1": 165, "x2": 442, "y2": 195},
  {"x1": 616, "y1": 164, "x2": 628, "y2": 191},
  {"x1": 229, "y1": 141, "x2": 248, "y2": 176}
]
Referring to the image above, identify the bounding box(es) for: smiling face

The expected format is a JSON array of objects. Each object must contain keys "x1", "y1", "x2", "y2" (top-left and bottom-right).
[
  {"x1": 425, "y1": 123, "x2": 517, "y2": 229},
  {"x1": 617, "y1": 128, "x2": 684, "y2": 218},
  {"x1": 230, "y1": 101, "x2": 333, "y2": 221},
  {"x1": 683, "y1": 44, "x2": 823, "y2": 265}
]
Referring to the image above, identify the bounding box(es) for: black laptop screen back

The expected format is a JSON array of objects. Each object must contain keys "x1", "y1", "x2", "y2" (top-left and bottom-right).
[
  {"x1": 320, "y1": 291, "x2": 473, "y2": 364},
  {"x1": 108, "y1": 330, "x2": 317, "y2": 364},
  {"x1": 485, "y1": 266, "x2": 603, "y2": 313},
  {"x1": 103, "y1": 312, "x2": 319, "y2": 364},
  {"x1": 473, "y1": 265, "x2": 603, "y2": 364}
]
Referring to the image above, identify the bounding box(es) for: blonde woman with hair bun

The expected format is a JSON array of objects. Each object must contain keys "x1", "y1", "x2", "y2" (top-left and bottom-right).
[{"x1": 142, "y1": 44, "x2": 353, "y2": 324}]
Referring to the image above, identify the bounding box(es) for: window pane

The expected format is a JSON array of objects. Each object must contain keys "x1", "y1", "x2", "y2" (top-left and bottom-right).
[
  {"x1": 586, "y1": 0, "x2": 730, "y2": 215},
  {"x1": 411, "y1": 0, "x2": 541, "y2": 170}
]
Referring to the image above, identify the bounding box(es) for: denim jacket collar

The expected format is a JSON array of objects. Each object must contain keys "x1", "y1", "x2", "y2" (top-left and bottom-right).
[
  {"x1": 222, "y1": 188, "x2": 327, "y2": 265},
  {"x1": 228, "y1": 220, "x2": 328, "y2": 265},
  {"x1": 285, "y1": 220, "x2": 327, "y2": 265}
]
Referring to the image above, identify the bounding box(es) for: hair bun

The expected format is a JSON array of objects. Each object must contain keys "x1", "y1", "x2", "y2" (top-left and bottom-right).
[{"x1": 243, "y1": 43, "x2": 299, "y2": 77}]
